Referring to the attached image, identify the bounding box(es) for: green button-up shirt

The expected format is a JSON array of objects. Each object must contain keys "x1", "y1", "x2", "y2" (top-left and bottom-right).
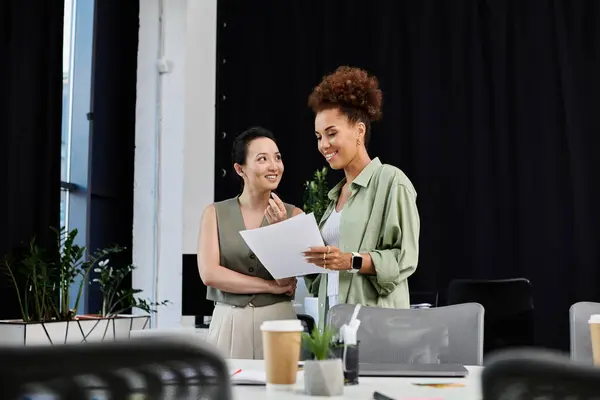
[{"x1": 304, "y1": 157, "x2": 420, "y2": 329}]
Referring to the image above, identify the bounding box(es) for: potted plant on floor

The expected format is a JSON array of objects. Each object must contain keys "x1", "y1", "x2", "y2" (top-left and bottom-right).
[
  {"x1": 301, "y1": 167, "x2": 330, "y2": 315},
  {"x1": 303, "y1": 166, "x2": 329, "y2": 223},
  {"x1": 302, "y1": 325, "x2": 344, "y2": 396},
  {"x1": 79, "y1": 257, "x2": 170, "y2": 340},
  {"x1": 93, "y1": 260, "x2": 169, "y2": 318},
  {"x1": 0, "y1": 227, "x2": 166, "y2": 346}
]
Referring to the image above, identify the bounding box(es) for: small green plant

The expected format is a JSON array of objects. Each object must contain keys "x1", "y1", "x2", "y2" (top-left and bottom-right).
[
  {"x1": 1, "y1": 227, "x2": 122, "y2": 322},
  {"x1": 302, "y1": 326, "x2": 337, "y2": 360},
  {"x1": 303, "y1": 166, "x2": 330, "y2": 223},
  {"x1": 1, "y1": 227, "x2": 169, "y2": 322},
  {"x1": 93, "y1": 259, "x2": 170, "y2": 317}
]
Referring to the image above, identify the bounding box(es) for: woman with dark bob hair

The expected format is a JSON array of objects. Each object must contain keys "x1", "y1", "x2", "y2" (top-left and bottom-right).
[
  {"x1": 197, "y1": 126, "x2": 303, "y2": 359},
  {"x1": 303, "y1": 66, "x2": 420, "y2": 328}
]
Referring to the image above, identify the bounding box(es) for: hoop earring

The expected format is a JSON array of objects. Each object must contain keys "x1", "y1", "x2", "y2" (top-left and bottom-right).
[{"x1": 357, "y1": 138, "x2": 361, "y2": 146}]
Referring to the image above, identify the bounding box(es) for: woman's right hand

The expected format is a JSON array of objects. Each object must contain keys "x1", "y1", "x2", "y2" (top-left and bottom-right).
[
  {"x1": 265, "y1": 193, "x2": 288, "y2": 225},
  {"x1": 276, "y1": 277, "x2": 296, "y2": 287},
  {"x1": 268, "y1": 279, "x2": 296, "y2": 296}
]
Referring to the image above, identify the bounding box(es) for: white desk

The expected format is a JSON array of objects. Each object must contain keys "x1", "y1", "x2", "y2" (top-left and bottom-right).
[
  {"x1": 227, "y1": 359, "x2": 483, "y2": 399},
  {"x1": 129, "y1": 327, "x2": 209, "y2": 341}
]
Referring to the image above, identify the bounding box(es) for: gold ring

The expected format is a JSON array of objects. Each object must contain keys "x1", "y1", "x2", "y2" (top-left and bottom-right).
[
  {"x1": 324, "y1": 260, "x2": 327, "y2": 269},
  {"x1": 323, "y1": 253, "x2": 326, "y2": 260},
  {"x1": 327, "y1": 246, "x2": 331, "y2": 253}
]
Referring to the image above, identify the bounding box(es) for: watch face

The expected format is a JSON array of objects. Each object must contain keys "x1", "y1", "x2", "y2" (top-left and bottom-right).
[{"x1": 352, "y1": 254, "x2": 363, "y2": 270}]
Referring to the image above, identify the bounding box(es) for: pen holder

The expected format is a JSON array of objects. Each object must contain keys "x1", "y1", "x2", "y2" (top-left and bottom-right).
[{"x1": 332, "y1": 340, "x2": 360, "y2": 385}]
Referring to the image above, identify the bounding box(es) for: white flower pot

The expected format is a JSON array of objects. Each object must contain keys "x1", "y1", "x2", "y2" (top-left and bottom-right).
[
  {"x1": 304, "y1": 358, "x2": 344, "y2": 396},
  {"x1": 0, "y1": 314, "x2": 150, "y2": 346}
]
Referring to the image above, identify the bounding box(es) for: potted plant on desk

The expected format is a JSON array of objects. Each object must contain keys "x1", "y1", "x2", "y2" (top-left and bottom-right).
[{"x1": 302, "y1": 326, "x2": 344, "y2": 396}]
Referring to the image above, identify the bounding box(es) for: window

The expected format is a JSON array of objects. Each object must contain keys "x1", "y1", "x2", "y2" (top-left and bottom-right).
[
  {"x1": 61, "y1": 0, "x2": 74, "y2": 231},
  {"x1": 60, "y1": 0, "x2": 96, "y2": 312},
  {"x1": 60, "y1": 0, "x2": 94, "y2": 233}
]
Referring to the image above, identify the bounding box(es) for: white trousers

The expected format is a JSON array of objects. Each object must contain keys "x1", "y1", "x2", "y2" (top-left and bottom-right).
[{"x1": 206, "y1": 301, "x2": 297, "y2": 360}]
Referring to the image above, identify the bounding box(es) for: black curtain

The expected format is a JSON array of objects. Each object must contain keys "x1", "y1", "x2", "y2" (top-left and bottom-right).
[
  {"x1": 215, "y1": 0, "x2": 600, "y2": 350},
  {"x1": 0, "y1": 2, "x2": 64, "y2": 319},
  {"x1": 86, "y1": 0, "x2": 139, "y2": 314}
]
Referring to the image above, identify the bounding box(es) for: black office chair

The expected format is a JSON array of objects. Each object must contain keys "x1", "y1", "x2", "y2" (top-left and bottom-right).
[
  {"x1": 483, "y1": 348, "x2": 600, "y2": 399},
  {"x1": 0, "y1": 337, "x2": 232, "y2": 400},
  {"x1": 410, "y1": 291, "x2": 439, "y2": 308},
  {"x1": 447, "y1": 278, "x2": 534, "y2": 355},
  {"x1": 297, "y1": 313, "x2": 316, "y2": 334},
  {"x1": 297, "y1": 313, "x2": 316, "y2": 361}
]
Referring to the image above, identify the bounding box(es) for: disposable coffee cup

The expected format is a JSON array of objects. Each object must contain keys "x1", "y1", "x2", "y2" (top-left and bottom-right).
[
  {"x1": 261, "y1": 319, "x2": 304, "y2": 391},
  {"x1": 589, "y1": 315, "x2": 600, "y2": 365}
]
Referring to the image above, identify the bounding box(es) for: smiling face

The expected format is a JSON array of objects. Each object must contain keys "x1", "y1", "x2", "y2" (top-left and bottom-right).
[
  {"x1": 315, "y1": 108, "x2": 366, "y2": 170},
  {"x1": 234, "y1": 137, "x2": 283, "y2": 191}
]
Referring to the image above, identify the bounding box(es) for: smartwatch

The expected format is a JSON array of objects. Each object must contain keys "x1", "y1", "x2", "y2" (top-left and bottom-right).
[{"x1": 350, "y1": 252, "x2": 363, "y2": 272}]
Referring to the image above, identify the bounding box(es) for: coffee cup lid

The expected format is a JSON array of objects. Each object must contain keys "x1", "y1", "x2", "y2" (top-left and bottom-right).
[
  {"x1": 260, "y1": 319, "x2": 304, "y2": 332},
  {"x1": 589, "y1": 315, "x2": 600, "y2": 324}
]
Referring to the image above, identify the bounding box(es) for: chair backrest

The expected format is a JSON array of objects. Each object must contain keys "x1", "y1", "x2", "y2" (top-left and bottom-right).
[
  {"x1": 447, "y1": 278, "x2": 534, "y2": 353},
  {"x1": 569, "y1": 301, "x2": 600, "y2": 364},
  {"x1": 0, "y1": 336, "x2": 232, "y2": 400},
  {"x1": 327, "y1": 303, "x2": 484, "y2": 365},
  {"x1": 297, "y1": 313, "x2": 317, "y2": 361},
  {"x1": 482, "y1": 348, "x2": 600, "y2": 400},
  {"x1": 297, "y1": 313, "x2": 316, "y2": 334}
]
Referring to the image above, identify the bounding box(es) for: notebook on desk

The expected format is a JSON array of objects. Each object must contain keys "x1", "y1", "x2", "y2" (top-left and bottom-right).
[
  {"x1": 359, "y1": 363, "x2": 469, "y2": 378},
  {"x1": 230, "y1": 370, "x2": 267, "y2": 386}
]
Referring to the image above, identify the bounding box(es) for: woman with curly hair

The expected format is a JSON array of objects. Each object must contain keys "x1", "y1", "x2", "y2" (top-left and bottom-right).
[{"x1": 303, "y1": 66, "x2": 420, "y2": 327}]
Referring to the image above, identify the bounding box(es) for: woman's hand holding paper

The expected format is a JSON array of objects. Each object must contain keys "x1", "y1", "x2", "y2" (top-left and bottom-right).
[{"x1": 304, "y1": 245, "x2": 352, "y2": 271}]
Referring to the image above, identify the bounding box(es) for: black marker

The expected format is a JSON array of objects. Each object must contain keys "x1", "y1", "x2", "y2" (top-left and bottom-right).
[{"x1": 373, "y1": 391, "x2": 394, "y2": 400}]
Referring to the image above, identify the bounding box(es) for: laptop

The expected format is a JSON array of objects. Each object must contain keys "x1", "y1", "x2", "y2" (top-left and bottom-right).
[{"x1": 359, "y1": 362, "x2": 469, "y2": 378}]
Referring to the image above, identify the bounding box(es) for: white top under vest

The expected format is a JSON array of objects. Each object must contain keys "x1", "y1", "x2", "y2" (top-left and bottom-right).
[{"x1": 320, "y1": 208, "x2": 342, "y2": 307}]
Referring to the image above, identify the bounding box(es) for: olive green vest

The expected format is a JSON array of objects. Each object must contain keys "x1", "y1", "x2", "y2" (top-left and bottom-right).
[{"x1": 206, "y1": 196, "x2": 295, "y2": 307}]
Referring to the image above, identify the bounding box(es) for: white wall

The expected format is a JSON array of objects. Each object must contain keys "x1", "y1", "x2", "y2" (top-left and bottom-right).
[
  {"x1": 133, "y1": 0, "x2": 216, "y2": 328},
  {"x1": 183, "y1": 0, "x2": 216, "y2": 254}
]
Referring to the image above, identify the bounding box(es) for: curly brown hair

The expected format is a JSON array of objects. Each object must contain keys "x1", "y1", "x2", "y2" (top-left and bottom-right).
[{"x1": 308, "y1": 66, "x2": 383, "y2": 144}]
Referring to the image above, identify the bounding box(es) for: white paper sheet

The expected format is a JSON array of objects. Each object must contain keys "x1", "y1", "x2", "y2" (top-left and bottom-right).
[{"x1": 239, "y1": 213, "x2": 326, "y2": 279}]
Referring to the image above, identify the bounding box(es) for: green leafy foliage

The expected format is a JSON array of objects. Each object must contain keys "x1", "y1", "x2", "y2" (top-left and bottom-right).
[
  {"x1": 303, "y1": 167, "x2": 330, "y2": 223},
  {"x1": 302, "y1": 325, "x2": 337, "y2": 361},
  {"x1": 93, "y1": 260, "x2": 170, "y2": 317},
  {"x1": 1, "y1": 227, "x2": 169, "y2": 322},
  {"x1": 1, "y1": 227, "x2": 122, "y2": 322}
]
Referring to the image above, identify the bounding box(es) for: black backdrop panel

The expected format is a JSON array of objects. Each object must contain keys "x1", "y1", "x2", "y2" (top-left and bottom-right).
[
  {"x1": 215, "y1": 0, "x2": 600, "y2": 350},
  {"x1": 0, "y1": 0, "x2": 64, "y2": 319},
  {"x1": 214, "y1": 0, "x2": 336, "y2": 202}
]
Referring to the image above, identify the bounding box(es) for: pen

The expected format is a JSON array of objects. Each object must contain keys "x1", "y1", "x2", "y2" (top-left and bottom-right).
[
  {"x1": 231, "y1": 369, "x2": 242, "y2": 376},
  {"x1": 373, "y1": 391, "x2": 394, "y2": 400}
]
